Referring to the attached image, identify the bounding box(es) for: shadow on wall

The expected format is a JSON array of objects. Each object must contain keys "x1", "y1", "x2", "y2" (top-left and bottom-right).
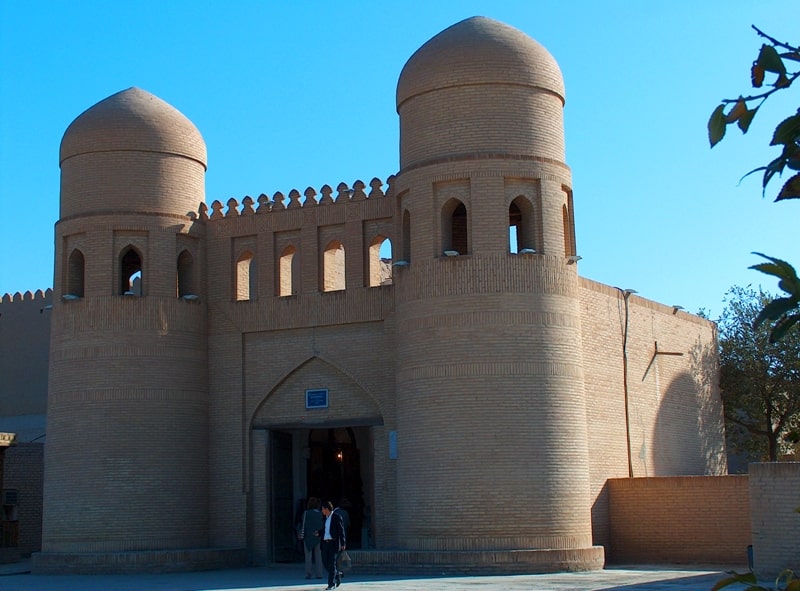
[
  {"x1": 652, "y1": 340, "x2": 725, "y2": 476},
  {"x1": 590, "y1": 480, "x2": 611, "y2": 552}
]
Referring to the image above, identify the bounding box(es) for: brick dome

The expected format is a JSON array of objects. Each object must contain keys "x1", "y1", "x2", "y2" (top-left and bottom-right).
[
  {"x1": 58, "y1": 88, "x2": 207, "y2": 219},
  {"x1": 396, "y1": 16, "x2": 565, "y2": 110},
  {"x1": 395, "y1": 17, "x2": 567, "y2": 170},
  {"x1": 60, "y1": 87, "x2": 206, "y2": 167}
]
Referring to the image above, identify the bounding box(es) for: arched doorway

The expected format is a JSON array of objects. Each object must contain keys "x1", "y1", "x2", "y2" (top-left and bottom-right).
[{"x1": 306, "y1": 428, "x2": 364, "y2": 549}]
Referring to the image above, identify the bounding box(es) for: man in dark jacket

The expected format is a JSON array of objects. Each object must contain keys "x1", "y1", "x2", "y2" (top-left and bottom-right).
[{"x1": 320, "y1": 500, "x2": 346, "y2": 589}]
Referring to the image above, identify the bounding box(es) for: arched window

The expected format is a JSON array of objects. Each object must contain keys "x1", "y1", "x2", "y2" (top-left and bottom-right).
[
  {"x1": 236, "y1": 250, "x2": 255, "y2": 301},
  {"x1": 323, "y1": 240, "x2": 345, "y2": 292},
  {"x1": 279, "y1": 245, "x2": 297, "y2": 297},
  {"x1": 120, "y1": 247, "x2": 143, "y2": 295},
  {"x1": 177, "y1": 250, "x2": 196, "y2": 298},
  {"x1": 509, "y1": 196, "x2": 536, "y2": 254},
  {"x1": 442, "y1": 199, "x2": 467, "y2": 255},
  {"x1": 401, "y1": 209, "x2": 411, "y2": 263},
  {"x1": 368, "y1": 236, "x2": 392, "y2": 287},
  {"x1": 67, "y1": 249, "x2": 85, "y2": 298}
]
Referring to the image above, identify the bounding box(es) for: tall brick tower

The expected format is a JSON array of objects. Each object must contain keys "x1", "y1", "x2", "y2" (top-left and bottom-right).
[
  {"x1": 392, "y1": 17, "x2": 603, "y2": 569},
  {"x1": 38, "y1": 88, "x2": 212, "y2": 570}
]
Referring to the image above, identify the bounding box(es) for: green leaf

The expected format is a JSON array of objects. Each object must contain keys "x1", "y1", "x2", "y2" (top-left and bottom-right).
[
  {"x1": 787, "y1": 147, "x2": 800, "y2": 171},
  {"x1": 740, "y1": 165, "x2": 767, "y2": 185},
  {"x1": 757, "y1": 44, "x2": 787, "y2": 75},
  {"x1": 726, "y1": 98, "x2": 747, "y2": 123},
  {"x1": 762, "y1": 155, "x2": 787, "y2": 192},
  {"x1": 779, "y1": 278, "x2": 800, "y2": 295},
  {"x1": 776, "y1": 173, "x2": 800, "y2": 201},
  {"x1": 773, "y1": 314, "x2": 800, "y2": 343},
  {"x1": 770, "y1": 113, "x2": 800, "y2": 146},
  {"x1": 738, "y1": 108, "x2": 758, "y2": 133},
  {"x1": 751, "y1": 63, "x2": 765, "y2": 87},
  {"x1": 775, "y1": 569, "x2": 797, "y2": 590},
  {"x1": 750, "y1": 253, "x2": 800, "y2": 284},
  {"x1": 754, "y1": 297, "x2": 799, "y2": 326},
  {"x1": 711, "y1": 571, "x2": 758, "y2": 591},
  {"x1": 709, "y1": 104, "x2": 728, "y2": 147},
  {"x1": 775, "y1": 72, "x2": 792, "y2": 88}
]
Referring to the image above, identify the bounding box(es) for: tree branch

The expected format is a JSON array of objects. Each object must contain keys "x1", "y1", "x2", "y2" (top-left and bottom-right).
[
  {"x1": 724, "y1": 412, "x2": 769, "y2": 437},
  {"x1": 720, "y1": 70, "x2": 800, "y2": 105},
  {"x1": 752, "y1": 25, "x2": 799, "y2": 53}
]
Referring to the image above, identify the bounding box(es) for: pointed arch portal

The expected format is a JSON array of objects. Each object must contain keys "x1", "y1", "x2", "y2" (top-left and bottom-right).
[{"x1": 250, "y1": 357, "x2": 384, "y2": 562}]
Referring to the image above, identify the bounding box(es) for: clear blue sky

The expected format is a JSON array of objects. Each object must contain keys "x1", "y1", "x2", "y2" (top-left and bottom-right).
[{"x1": 1, "y1": 1, "x2": 798, "y2": 317}]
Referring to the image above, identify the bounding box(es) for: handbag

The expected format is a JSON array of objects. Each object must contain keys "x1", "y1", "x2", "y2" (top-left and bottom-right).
[{"x1": 337, "y1": 549, "x2": 352, "y2": 572}]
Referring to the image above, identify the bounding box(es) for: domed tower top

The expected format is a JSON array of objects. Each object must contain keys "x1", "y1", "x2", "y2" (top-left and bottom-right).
[
  {"x1": 397, "y1": 16, "x2": 564, "y2": 107},
  {"x1": 61, "y1": 87, "x2": 206, "y2": 165},
  {"x1": 396, "y1": 17, "x2": 566, "y2": 170},
  {"x1": 59, "y1": 87, "x2": 207, "y2": 218}
]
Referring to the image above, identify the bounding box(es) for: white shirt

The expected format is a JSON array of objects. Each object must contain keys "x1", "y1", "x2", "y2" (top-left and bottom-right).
[{"x1": 323, "y1": 512, "x2": 332, "y2": 540}]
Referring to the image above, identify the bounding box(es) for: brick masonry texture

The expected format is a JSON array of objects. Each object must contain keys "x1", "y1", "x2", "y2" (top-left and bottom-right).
[
  {"x1": 608, "y1": 475, "x2": 750, "y2": 564},
  {"x1": 0, "y1": 16, "x2": 745, "y2": 574},
  {"x1": 749, "y1": 462, "x2": 800, "y2": 579}
]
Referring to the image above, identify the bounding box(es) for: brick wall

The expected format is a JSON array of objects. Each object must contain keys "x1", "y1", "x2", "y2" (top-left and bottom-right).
[
  {"x1": 580, "y1": 278, "x2": 726, "y2": 548},
  {"x1": 4, "y1": 443, "x2": 44, "y2": 557},
  {"x1": 749, "y1": 462, "x2": 800, "y2": 579},
  {"x1": 608, "y1": 475, "x2": 750, "y2": 565},
  {"x1": 0, "y1": 291, "x2": 51, "y2": 426}
]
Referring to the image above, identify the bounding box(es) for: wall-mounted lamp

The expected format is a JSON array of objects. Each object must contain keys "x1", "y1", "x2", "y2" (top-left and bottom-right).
[
  {"x1": 518, "y1": 248, "x2": 537, "y2": 255},
  {"x1": 392, "y1": 260, "x2": 410, "y2": 267},
  {"x1": 567, "y1": 255, "x2": 582, "y2": 265},
  {"x1": 443, "y1": 250, "x2": 459, "y2": 257},
  {"x1": 40, "y1": 304, "x2": 53, "y2": 314},
  {"x1": 62, "y1": 294, "x2": 80, "y2": 301},
  {"x1": 672, "y1": 305, "x2": 684, "y2": 314},
  {"x1": 622, "y1": 288, "x2": 637, "y2": 297},
  {"x1": 181, "y1": 294, "x2": 200, "y2": 301}
]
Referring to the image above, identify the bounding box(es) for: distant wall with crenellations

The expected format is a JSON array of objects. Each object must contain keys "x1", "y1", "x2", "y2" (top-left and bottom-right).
[{"x1": 0, "y1": 290, "x2": 51, "y2": 442}]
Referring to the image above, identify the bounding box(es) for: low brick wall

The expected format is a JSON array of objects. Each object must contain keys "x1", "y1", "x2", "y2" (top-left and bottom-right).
[
  {"x1": 749, "y1": 462, "x2": 800, "y2": 580},
  {"x1": 3, "y1": 442, "x2": 44, "y2": 557},
  {"x1": 608, "y1": 476, "x2": 750, "y2": 565}
]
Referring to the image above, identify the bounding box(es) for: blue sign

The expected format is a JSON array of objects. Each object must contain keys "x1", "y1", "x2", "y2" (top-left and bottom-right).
[{"x1": 305, "y1": 388, "x2": 329, "y2": 409}]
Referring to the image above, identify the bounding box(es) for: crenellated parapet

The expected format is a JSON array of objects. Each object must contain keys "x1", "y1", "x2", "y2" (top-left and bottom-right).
[
  {"x1": 0, "y1": 288, "x2": 53, "y2": 305},
  {"x1": 198, "y1": 177, "x2": 396, "y2": 301},
  {"x1": 204, "y1": 177, "x2": 393, "y2": 220}
]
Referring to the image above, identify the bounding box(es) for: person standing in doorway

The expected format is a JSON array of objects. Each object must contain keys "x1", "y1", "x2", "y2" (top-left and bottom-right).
[
  {"x1": 300, "y1": 497, "x2": 325, "y2": 580},
  {"x1": 319, "y1": 499, "x2": 346, "y2": 590}
]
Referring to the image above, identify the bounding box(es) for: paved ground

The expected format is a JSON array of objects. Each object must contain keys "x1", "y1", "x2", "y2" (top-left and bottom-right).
[{"x1": 0, "y1": 561, "x2": 753, "y2": 591}]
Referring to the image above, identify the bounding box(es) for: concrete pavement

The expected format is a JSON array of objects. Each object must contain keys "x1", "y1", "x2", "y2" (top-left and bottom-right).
[{"x1": 0, "y1": 561, "x2": 753, "y2": 591}]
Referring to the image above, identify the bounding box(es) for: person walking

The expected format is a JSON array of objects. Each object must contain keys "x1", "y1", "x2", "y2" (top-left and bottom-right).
[
  {"x1": 300, "y1": 497, "x2": 325, "y2": 580},
  {"x1": 319, "y1": 499, "x2": 346, "y2": 590}
]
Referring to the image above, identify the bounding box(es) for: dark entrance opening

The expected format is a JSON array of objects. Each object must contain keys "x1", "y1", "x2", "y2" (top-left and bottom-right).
[
  {"x1": 271, "y1": 430, "x2": 295, "y2": 562},
  {"x1": 306, "y1": 428, "x2": 365, "y2": 548}
]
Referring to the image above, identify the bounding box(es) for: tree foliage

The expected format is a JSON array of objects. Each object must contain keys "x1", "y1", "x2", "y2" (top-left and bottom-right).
[
  {"x1": 709, "y1": 27, "x2": 800, "y2": 343},
  {"x1": 712, "y1": 568, "x2": 800, "y2": 591},
  {"x1": 718, "y1": 285, "x2": 800, "y2": 463},
  {"x1": 750, "y1": 253, "x2": 800, "y2": 342},
  {"x1": 708, "y1": 26, "x2": 800, "y2": 200}
]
